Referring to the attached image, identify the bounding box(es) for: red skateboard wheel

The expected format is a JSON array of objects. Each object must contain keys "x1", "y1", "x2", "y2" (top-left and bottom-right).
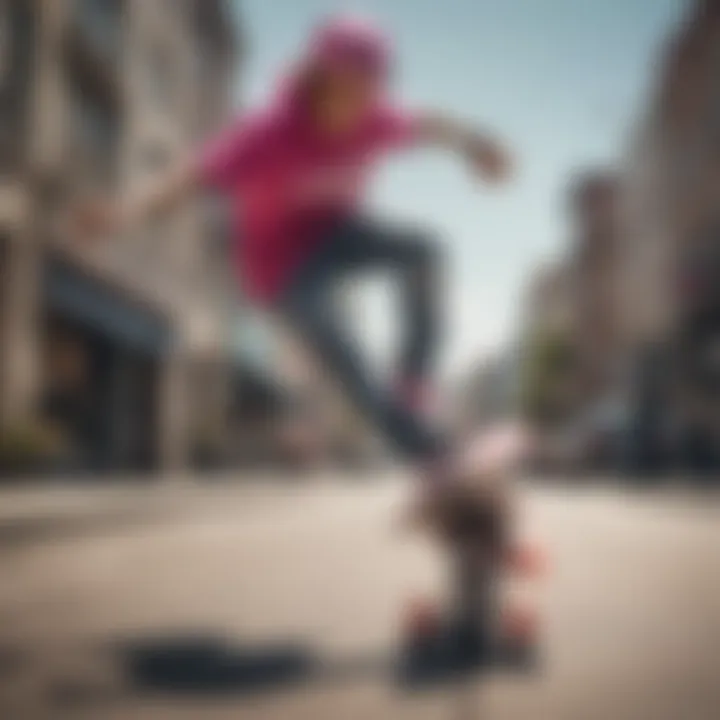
[
  {"x1": 506, "y1": 543, "x2": 548, "y2": 578},
  {"x1": 501, "y1": 603, "x2": 539, "y2": 642},
  {"x1": 403, "y1": 597, "x2": 441, "y2": 639}
]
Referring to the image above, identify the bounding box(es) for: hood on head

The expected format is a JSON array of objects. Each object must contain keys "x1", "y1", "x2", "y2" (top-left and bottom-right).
[
  {"x1": 273, "y1": 14, "x2": 392, "y2": 121},
  {"x1": 305, "y1": 13, "x2": 392, "y2": 80}
]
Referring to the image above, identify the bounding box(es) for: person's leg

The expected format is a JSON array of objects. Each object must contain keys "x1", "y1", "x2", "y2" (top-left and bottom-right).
[
  {"x1": 341, "y1": 217, "x2": 444, "y2": 409},
  {"x1": 388, "y1": 230, "x2": 443, "y2": 388},
  {"x1": 278, "y1": 220, "x2": 448, "y2": 463}
]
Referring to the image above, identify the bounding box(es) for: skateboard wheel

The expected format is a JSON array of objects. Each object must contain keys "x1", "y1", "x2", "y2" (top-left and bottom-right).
[
  {"x1": 506, "y1": 543, "x2": 547, "y2": 578},
  {"x1": 403, "y1": 598, "x2": 440, "y2": 639},
  {"x1": 501, "y1": 603, "x2": 539, "y2": 642}
]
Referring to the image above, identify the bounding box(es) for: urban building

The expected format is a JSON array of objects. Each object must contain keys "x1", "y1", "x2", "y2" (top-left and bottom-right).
[
  {"x1": 0, "y1": 0, "x2": 240, "y2": 474},
  {"x1": 567, "y1": 171, "x2": 622, "y2": 414},
  {"x1": 619, "y1": 0, "x2": 720, "y2": 472}
]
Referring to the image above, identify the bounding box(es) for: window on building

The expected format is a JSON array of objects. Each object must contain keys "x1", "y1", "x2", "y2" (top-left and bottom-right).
[
  {"x1": 68, "y1": 80, "x2": 119, "y2": 186},
  {"x1": 0, "y1": 2, "x2": 9, "y2": 85},
  {"x1": 0, "y1": 236, "x2": 7, "y2": 345},
  {"x1": 195, "y1": 51, "x2": 219, "y2": 133},
  {"x1": 147, "y1": 42, "x2": 177, "y2": 114},
  {"x1": 0, "y1": 0, "x2": 34, "y2": 173},
  {"x1": 712, "y1": 37, "x2": 720, "y2": 143},
  {"x1": 76, "y1": 0, "x2": 123, "y2": 61},
  {"x1": 166, "y1": 0, "x2": 194, "y2": 22}
]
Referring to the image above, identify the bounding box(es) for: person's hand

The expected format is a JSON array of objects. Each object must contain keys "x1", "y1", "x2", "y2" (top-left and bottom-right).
[
  {"x1": 465, "y1": 134, "x2": 513, "y2": 183},
  {"x1": 69, "y1": 196, "x2": 125, "y2": 245}
]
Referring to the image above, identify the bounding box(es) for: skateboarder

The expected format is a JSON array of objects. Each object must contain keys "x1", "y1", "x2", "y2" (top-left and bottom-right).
[{"x1": 77, "y1": 13, "x2": 515, "y2": 512}]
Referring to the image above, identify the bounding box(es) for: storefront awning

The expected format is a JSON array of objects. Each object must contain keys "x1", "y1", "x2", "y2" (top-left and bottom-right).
[{"x1": 45, "y1": 258, "x2": 172, "y2": 356}]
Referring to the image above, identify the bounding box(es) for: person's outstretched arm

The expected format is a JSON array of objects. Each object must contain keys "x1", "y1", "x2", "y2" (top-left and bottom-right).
[
  {"x1": 379, "y1": 108, "x2": 513, "y2": 184},
  {"x1": 415, "y1": 112, "x2": 513, "y2": 183},
  {"x1": 74, "y1": 113, "x2": 270, "y2": 240},
  {"x1": 72, "y1": 156, "x2": 199, "y2": 241},
  {"x1": 122, "y1": 158, "x2": 198, "y2": 228}
]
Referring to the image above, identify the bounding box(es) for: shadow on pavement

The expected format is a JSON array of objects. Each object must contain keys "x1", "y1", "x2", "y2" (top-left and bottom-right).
[
  {"x1": 120, "y1": 636, "x2": 320, "y2": 695},
  {"x1": 114, "y1": 635, "x2": 390, "y2": 697},
  {"x1": 0, "y1": 633, "x2": 535, "y2": 716},
  {"x1": 112, "y1": 631, "x2": 534, "y2": 699}
]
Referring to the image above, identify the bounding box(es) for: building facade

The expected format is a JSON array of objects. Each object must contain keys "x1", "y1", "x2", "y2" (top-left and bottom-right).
[
  {"x1": 0, "y1": 0, "x2": 240, "y2": 474},
  {"x1": 619, "y1": 0, "x2": 720, "y2": 471},
  {"x1": 567, "y1": 171, "x2": 622, "y2": 414}
]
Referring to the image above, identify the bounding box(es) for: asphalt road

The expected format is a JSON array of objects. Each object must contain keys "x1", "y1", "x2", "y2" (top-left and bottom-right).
[{"x1": 1, "y1": 477, "x2": 719, "y2": 719}]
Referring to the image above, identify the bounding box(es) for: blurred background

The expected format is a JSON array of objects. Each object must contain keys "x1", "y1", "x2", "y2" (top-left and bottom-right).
[
  {"x1": 2, "y1": 0, "x2": 720, "y2": 482},
  {"x1": 0, "y1": 0, "x2": 386, "y2": 476},
  {"x1": 1, "y1": 2, "x2": 720, "y2": 718}
]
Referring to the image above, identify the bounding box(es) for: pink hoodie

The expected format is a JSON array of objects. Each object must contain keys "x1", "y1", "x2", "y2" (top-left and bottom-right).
[{"x1": 197, "y1": 15, "x2": 421, "y2": 303}]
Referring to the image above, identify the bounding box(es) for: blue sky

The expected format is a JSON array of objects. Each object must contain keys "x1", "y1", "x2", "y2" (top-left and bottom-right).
[{"x1": 233, "y1": 0, "x2": 684, "y2": 377}]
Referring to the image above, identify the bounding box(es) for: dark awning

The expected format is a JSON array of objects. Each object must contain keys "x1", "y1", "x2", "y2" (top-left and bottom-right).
[{"x1": 44, "y1": 257, "x2": 172, "y2": 356}]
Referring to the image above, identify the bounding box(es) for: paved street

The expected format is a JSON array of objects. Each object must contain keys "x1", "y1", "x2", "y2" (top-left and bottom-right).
[{"x1": 1, "y1": 476, "x2": 719, "y2": 719}]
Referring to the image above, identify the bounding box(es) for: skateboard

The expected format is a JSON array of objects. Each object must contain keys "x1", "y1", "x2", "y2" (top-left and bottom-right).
[{"x1": 397, "y1": 423, "x2": 544, "y2": 687}]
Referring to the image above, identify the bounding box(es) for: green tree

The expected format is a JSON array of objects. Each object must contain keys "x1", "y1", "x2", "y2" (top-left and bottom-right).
[{"x1": 520, "y1": 328, "x2": 576, "y2": 423}]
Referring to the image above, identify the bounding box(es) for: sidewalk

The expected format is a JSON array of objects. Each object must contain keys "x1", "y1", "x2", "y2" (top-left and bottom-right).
[
  {"x1": 0, "y1": 470, "x2": 368, "y2": 548},
  {"x1": 0, "y1": 479, "x2": 185, "y2": 549}
]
